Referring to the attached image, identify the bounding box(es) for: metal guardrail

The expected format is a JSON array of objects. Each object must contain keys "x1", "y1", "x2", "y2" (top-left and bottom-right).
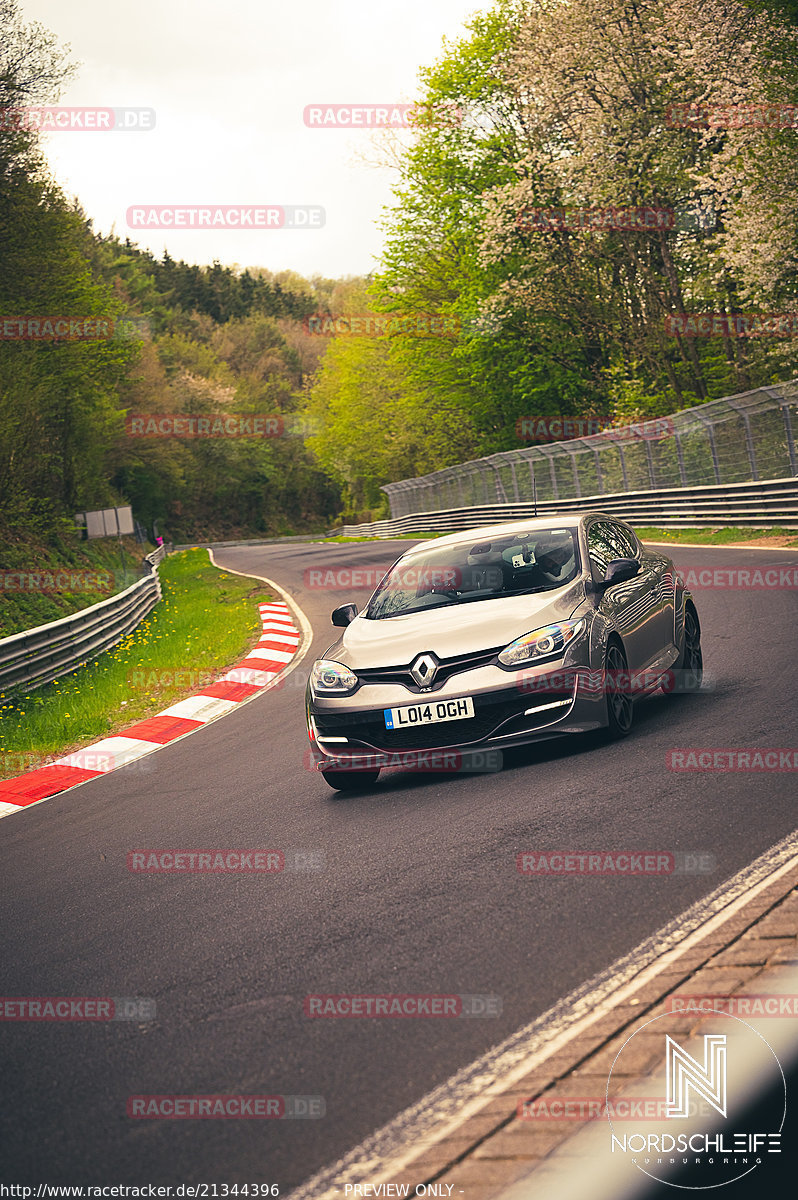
[
  {"x1": 0, "y1": 546, "x2": 165, "y2": 694},
  {"x1": 382, "y1": 380, "x2": 798, "y2": 517},
  {"x1": 337, "y1": 477, "x2": 798, "y2": 537}
]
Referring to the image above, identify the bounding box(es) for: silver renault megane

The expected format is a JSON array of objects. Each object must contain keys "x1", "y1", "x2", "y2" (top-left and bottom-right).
[{"x1": 305, "y1": 513, "x2": 702, "y2": 790}]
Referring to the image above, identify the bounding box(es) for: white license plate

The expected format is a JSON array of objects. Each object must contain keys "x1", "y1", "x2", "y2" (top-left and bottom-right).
[{"x1": 384, "y1": 697, "x2": 474, "y2": 729}]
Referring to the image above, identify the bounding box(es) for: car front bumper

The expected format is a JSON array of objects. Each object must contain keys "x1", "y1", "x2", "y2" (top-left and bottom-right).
[{"x1": 306, "y1": 658, "x2": 611, "y2": 772}]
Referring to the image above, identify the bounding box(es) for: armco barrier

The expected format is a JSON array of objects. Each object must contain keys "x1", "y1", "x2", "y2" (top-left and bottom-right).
[
  {"x1": 336, "y1": 477, "x2": 798, "y2": 537},
  {"x1": 0, "y1": 546, "x2": 165, "y2": 694}
]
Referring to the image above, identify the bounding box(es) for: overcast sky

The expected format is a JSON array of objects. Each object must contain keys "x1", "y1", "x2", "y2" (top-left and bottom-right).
[{"x1": 21, "y1": 0, "x2": 485, "y2": 280}]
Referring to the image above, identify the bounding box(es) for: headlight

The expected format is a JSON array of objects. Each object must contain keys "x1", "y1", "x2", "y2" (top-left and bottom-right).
[
  {"x1": 498, "y1": 619, "x2": 585, "y2": 667},
  {"x1": 310, "y1": 659, "x2": 359, "y2": 695}
]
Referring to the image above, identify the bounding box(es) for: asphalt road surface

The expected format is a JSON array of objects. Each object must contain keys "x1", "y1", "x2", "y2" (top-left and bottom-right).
[{"x1": 1, "y1": 539, "x2": 797, "y2": 1189}]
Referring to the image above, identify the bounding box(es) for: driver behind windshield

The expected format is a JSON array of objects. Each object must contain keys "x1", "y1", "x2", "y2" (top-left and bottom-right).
[{"x1": 532, "y1": 534, "x2": 575, "y2": 585}]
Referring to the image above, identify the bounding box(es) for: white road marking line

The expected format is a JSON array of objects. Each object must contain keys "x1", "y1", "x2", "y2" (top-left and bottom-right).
[{"x1": 287, "y1": 828, "x2": 798, "y2": 1200}]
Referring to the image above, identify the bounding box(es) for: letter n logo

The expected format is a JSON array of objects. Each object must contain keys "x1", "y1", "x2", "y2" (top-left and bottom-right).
[{"x1": 666, "y1": 1034, "x2": 727, "y2": 1118}]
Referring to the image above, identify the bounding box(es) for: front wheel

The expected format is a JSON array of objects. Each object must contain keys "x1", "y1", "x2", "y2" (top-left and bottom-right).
[
  {"x1": 321, "y1": 768, "x2": 380, "y2": 791},
  {"x1": 604, "y1": 639, "x2": 634, "y2": 739}
]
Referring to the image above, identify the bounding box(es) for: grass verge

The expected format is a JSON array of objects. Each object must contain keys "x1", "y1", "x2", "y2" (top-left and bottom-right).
[
  {"x1": 0, "y1": 549, "x2": 271, "y2": 779},
  {"x1": 319, "y1": 532, "x2": 443, "y2": 543},
  {"x1": 636, "y1": 526, "x2": 798, "y2": 547},
  {"x1": 0, "y1": 533, "x2": 154, "y2": 638}
]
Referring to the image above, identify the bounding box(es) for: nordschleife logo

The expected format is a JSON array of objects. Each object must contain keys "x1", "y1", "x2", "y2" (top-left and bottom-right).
[{"x1": 607, "y1": 1012, "x2": 785, "y2": 1188}]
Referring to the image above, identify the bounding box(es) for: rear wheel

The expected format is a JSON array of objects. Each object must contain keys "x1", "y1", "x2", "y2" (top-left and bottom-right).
[
  {"x1": 321, "y1": 768, "x2": 380, "y2": 791},
  {"x1": 667, "y1": 605, "x2": 703, "y2": 696},
  {"x1": 604, "y1": 639, "x2": 634, "y2": 739}
]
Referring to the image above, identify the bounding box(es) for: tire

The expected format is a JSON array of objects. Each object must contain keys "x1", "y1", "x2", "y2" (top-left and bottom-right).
[
  {"x1": 603, "y1": 638, "x2": 634, "y2": 739},
  {"x1": 321, "y1": 768, "x2": 380, "y2": 791},
  {"x1": 667, "y1": 604, "x2": 703, "y2": 696}
]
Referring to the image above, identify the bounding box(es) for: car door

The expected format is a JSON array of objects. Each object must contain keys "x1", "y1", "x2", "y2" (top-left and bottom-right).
[
  {"x1": 607, "y1": 519, "x2": 676, "y2": 659},
  {"x1": 587, "y1": 519, "x2": 661, "y2": 669},
  {"x1": 634, "y1": 535, "x2": 678, "y2": 659}
]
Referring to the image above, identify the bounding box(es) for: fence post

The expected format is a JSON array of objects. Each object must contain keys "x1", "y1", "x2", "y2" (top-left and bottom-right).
[
  {"x1": 644, "y1": 438, "x2": 656, "y2": 487},
  {"x1": 593, "y1": 448, "x2": 604, "y2": 494},
  {"x1": 764, "y1": 386, "x2": 797, "y2": 476},
  {"x1": 726, "y1": 398, "x2": 759, "y2": 481},
  {"x1": 492, "y1": 463, "x2": 508, "y2": 503},
  {"x1": 567, "y1": 449, "x2": 581, "y2": 498},
  {"x1": 508, "y1": 458, "x2": 520, "y2": 502},
  {"x1": 673, "y1": 430, "x2": 688, "y2": 485},
  {"x1": 692, "y1": 412, "x2": 722, "y2": 483},
  {"x1": 617, "y1": 440, "x2": 630, "y2": 490},
  {"x1": 548, "y1": 453, "x2": 559, "y2": 499}
]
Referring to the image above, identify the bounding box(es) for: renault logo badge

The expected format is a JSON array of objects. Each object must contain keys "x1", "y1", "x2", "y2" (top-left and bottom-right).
[{"x1": 410, "y1": 653, "x2": 438, "y2": 687}]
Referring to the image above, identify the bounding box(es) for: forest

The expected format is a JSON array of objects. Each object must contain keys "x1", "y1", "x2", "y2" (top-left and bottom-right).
[{"x1": 2, "y1": 0, "x2": 798, "y2": 542}]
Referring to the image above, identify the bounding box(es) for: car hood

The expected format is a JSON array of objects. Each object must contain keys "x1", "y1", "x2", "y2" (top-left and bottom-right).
[{"x1": 328, "y1": 577, "x2": 591, "y2": 667}]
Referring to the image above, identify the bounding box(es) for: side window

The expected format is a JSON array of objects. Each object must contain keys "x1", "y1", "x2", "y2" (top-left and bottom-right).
[
  {"x1": 606, "y1": 522, "x2": 639, "y2": 560},
  {"x1": 587, "y1": 522, "x2": 615, "y2": 582}
]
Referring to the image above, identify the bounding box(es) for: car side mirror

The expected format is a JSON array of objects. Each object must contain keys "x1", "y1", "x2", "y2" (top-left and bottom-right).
[
  {"x1": 331, "y1": 602, "x2": 359, "y2": 627},
  {"x1": 600, "y1": 558, "x2": 640, "y2": 591}
]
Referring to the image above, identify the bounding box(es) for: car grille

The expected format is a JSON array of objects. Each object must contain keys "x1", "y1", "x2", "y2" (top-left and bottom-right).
[
  {"x1": 313, "y1": 687, "x2": 573, "y2": 751},
  {"x1": 356, "y1": 646, "x2": 503, "y2": 693}
]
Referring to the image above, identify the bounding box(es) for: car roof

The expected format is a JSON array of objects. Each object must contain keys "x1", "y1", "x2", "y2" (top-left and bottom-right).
[{"x1": 400, "y1": 512, "x2": 615, "y2": 557}]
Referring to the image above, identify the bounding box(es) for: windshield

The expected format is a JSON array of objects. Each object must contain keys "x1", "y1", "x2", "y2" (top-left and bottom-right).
[{"x1": 365, "y1": 527, "x2": 580, "y2": 620}]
